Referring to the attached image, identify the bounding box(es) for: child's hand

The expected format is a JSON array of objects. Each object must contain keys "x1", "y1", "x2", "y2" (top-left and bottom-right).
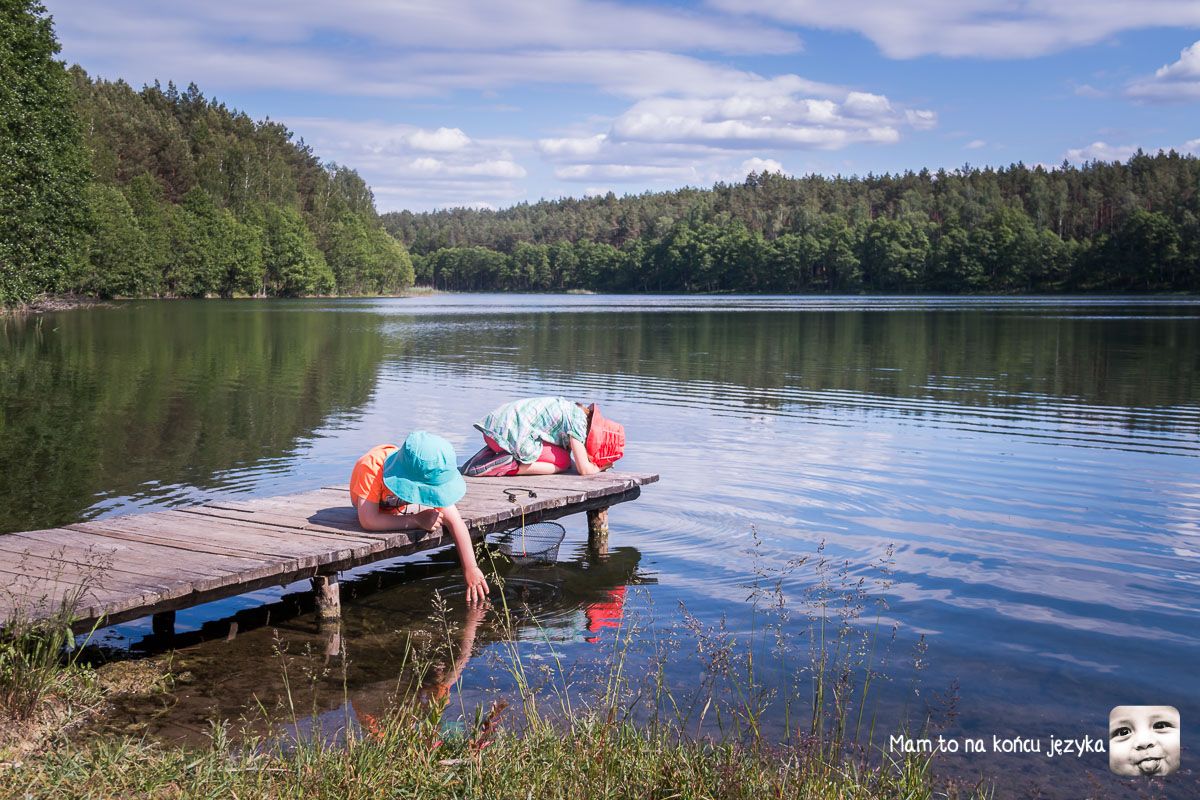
[
  {"x1": 463, "y1": 565, "x2": 490, "y2": 604},
  {"x1": 413, "y1": 507, "x2": 444, "y2": 531}
]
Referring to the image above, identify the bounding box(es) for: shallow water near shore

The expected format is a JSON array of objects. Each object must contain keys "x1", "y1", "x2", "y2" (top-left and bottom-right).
[{"x1": 2, "y1": 294, "x2": 1198, "y2": 797}]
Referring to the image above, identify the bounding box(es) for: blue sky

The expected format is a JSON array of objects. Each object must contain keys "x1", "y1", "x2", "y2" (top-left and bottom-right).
[{"x1": 45, "y1": 0, "x2": 1200, "y2": 213}]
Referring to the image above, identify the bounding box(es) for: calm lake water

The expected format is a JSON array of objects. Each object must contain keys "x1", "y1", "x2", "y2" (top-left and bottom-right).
[{"x1": 2, "y1": 295, "x2": 1198, "y2": 797}]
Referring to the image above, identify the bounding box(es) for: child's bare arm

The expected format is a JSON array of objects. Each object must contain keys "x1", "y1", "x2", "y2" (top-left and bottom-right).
[
  {"x1": 442, "y1": 504, "x2": 490, "y2": 603},
  {"x1": 569, "y1": 437, "x2": 601, "y2": 475},
  {"x1": 356, "y1": 500, "x2": 442, "y2": 532}
]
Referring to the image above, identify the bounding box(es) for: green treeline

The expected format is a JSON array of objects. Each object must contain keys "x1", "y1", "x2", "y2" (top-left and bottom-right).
[
  {"x1": 0, "y1": 1, "x2": 412, "y2": 306},
  {"x1": 386, "y1": 156, "x2": 1200, "y2": 294}
]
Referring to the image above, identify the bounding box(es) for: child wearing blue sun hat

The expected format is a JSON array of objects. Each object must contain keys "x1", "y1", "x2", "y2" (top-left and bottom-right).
[{"x1": 350, "y1": 431, "x2": 489, "y2": 603}]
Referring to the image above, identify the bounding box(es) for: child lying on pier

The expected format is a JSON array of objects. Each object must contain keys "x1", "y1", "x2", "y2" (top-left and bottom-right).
[
  {"x1": 350, "y1": 431, "x2": 489, "y2": 603},
  {"x1": 460, "y1": 396, "x2": 625, "y2": 478}
]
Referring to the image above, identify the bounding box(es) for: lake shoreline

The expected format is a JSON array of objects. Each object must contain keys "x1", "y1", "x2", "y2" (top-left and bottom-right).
[
  {"x1": 5, "y1": 287, "x2": 1199, "y2": 316},
  {"x1": 0, "y1": 288, "x2": 447, "y2": 315}
]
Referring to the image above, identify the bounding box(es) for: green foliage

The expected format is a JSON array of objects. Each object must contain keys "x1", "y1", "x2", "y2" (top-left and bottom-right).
[
  {"x1": 0, "y1": 0, "x2": 89, "y2": 305},
  {"x1": 77, "y1": 184, "x2": 151, "y2": 298},
  {"x1": 325, "y1": 213, "x2": 414, "y2": 295},
  {"x1": 386, "y1": 155, "x2": 1200, "y2": 294},
  {"x1": 124, "y1": 174, "x2": 173, "y2": 295},
  {"x1": 1111, "y1": 209, "x2": 1181, "y2": 290},
  {"x1": 263, "y1": 205, "x2": 333, "y2": 296},
  {"x1": 368, "y1": 223, "x2": 415, "y2": 293},
  {"x1": 860, "y1": 216, "x2": 930, "y2": 291}
]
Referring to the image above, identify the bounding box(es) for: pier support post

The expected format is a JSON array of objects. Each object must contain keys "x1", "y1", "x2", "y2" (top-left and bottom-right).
[
  {"x1": 324, "y1": 625, "x2": 343, "y2": 661},
  {"x1": 587, "y1": 507, "x2": 610, "y2": 556},
  {"x1": 312, "y1": 572, "x2": 341, "y2": 629},
  {"x1": 151, "y1": 610, "x2": 175, "y2": 640}
]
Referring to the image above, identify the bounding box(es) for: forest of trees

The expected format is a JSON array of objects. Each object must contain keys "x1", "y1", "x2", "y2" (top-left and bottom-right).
[
  {"x1": 1, "y1": 1, "x2": 412, "y2": 306},
  {"x1": 385, "y1": 155, "x2": 1200, "y2": 294},
  {"x1": 3, "y1": 2, "x2": 1197, "y2": 304}
]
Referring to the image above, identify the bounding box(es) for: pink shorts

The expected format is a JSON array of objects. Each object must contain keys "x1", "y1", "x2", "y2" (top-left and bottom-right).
[{"x1": 484, "y1": 433, "x2": 571, "y2": 469}]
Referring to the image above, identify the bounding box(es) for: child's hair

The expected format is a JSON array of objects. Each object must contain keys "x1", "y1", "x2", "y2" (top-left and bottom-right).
[{"x1": 577, "y1": 401, "x2": 595, "y2": 430}]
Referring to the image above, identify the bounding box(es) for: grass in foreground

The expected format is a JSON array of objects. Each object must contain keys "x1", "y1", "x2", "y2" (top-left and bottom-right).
[{"x1": 3, "y1": 703, "x2": 989, "y2": 800}]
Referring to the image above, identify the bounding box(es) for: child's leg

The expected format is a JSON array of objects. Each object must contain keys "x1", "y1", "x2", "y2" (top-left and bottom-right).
[
  {"x1": 515, "y1": 460, "x2": 559, "y2": 475},
  {"x1": 461, "y1": 440, "x2": 516, "y2": 477},
  {"x1": 515, "y1": 443, "x2": 571, "y2": 475}
]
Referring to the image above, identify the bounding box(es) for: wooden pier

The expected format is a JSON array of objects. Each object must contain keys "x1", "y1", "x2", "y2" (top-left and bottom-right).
[{"x1": 0, "y1": 472, "x2": 658, "y2": 633}]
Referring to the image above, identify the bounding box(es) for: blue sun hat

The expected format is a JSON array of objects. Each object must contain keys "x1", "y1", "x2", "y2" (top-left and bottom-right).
[{"x1": 382, "y1": 431, "x2": 466, "y2": 508}]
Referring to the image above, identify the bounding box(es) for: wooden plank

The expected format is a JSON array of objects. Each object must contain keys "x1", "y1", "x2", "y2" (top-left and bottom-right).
[
  {"x1": 175, "y1": 508, "x2": 381, "y2": 549},
  {"x1": 182, "y1": 505, "x2": 379, "y2": 537},
  {"x1": 64, "y1": 522, "x2": 323, "y2": 565},
  {"x1": 0, "y1": 539, "x2": 221, "y2": 585},
  {"x1": 0, "y1": 559, "x2": 179, "y2": 597},
  {"x1": 0, "y1": 529, "x2": 307, "y2": 600},
  {"x1": 0, "y1": 528, "x2": 276, "y2": 574},
  {"x1": 0, "y1": 569, "x2": 174, "y2": 621},
  {"x1": 1, "y1": 540, "x2": 305, "y2": 601},
  {"x1": 465, "y1": 473, "x2": 656, "y2": 497},
  {"x1": 72, "y1": 512, "x2": 354, "y2": 558},
  {"x1": 205, "y1": 489, "x2": 350, "y2": 513}
]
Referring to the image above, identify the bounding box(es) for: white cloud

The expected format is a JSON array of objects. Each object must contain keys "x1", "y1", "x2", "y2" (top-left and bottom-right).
[
  {"x1": 1066, "y1": 138, "x2": 1200, "y2": 163},
  {"x1": 608, "y1": 89, "x2": 923, "y2": 148},
  {"x1": 1064, "y1": 141, "x2": 1139, "y2": 163},
  {"x1": 965, "y1": 139, "x2": 986, "y2": 149},
  {"x1": 408, "y1": 128, "x2": 472, "y2": 152},
  {"x1": 709, "y1": 0, "x2": 1200, "y2": 59},
  {"x1": 1126, "y1": 40, "x2": 1200, "y2": 102},
  {"x1": 716, "y1": 157, "x2": 787, "y2": 183},
  {"x1": 741, "y1": 157, "x2": 785, "y2": 174},
  {"x1": 842, "y1": 92, "x2": 892, "y2": 118},
  {"x1": 555, "y1": 164, "x2": 699, "y2": 182},
  {"x1": 391, "y1": 51, "x2": 838, "y2": 100},
  {"x1": 407, "y1": 157, "x2": 526, "y2": 178},
  {"x1": 905, "y1": 109, "x2": 938, "y2": 130},
  {"x1": 537, "y1": 134, "x2": 608, "y2": 158}
]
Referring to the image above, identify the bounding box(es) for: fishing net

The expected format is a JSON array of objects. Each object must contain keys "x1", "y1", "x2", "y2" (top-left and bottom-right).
[{"x1": 489, "y1": 521, "x2": 566, "y2": 566}]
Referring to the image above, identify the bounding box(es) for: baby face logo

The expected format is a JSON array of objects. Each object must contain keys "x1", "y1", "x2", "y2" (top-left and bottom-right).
[{"x1": 1108, "y1": 706, "x2": 1180, "y2": 777}]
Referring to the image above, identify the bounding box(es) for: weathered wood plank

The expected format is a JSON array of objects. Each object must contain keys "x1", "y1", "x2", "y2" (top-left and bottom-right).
[
  {"x1": 0, "y1": 528, "x2": 276, "y2": 574},
  {"x1": 70, "y1": 513, "x2": 352, "y2": 559},
  {"x1": 182, "y1": 505, "x2": 378, "y2": 537},
  {"x1": 0, "y1": 559, "x2": 180, "y2": 598},
  {"x1": 0, "y1": 570, "x2": 174, "y2": 621},
  {"x1": 63, "y1": 523, "x2": 324, "y2": 566},
  {"x1": 0, "y1": 536, "x2": 314, "y2": 601}
]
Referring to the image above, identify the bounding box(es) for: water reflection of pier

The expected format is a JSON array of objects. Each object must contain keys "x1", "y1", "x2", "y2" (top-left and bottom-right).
[{"x1": 95, "y1": 541, "x2": 649, "y2": 744}]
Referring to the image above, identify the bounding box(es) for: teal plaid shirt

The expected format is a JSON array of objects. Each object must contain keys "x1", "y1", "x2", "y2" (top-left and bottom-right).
[{"x1": 474, "y1": 397, "x2": 588, "y2": 464}]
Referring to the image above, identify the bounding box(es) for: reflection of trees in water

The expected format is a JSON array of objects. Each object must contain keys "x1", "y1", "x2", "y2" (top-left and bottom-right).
[
  {"x1": 89, "y1": 542, "x2": 645, "y2": 743},
  {"x1": 0, "y1": 301, "x2": 385, "y2": 532},
  {"x1": 398, "y1": 309, "x2": 1198, "y2": 428}
]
